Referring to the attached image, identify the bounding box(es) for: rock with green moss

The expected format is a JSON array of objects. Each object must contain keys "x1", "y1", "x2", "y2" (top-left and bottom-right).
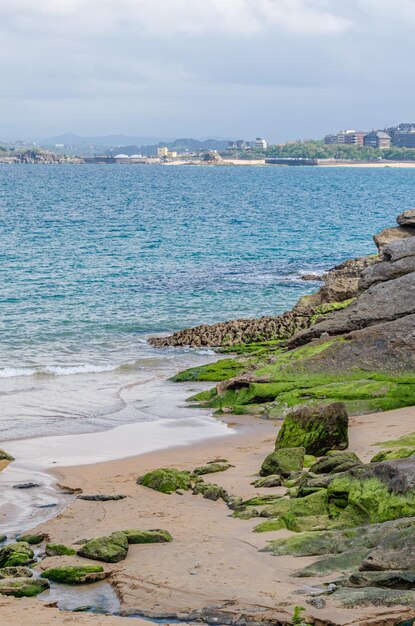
[
  {"x1": 77, "y1": 532, "x2": 128, "y2": 563},
  {"x1": 254, "y1": 490, "x2": 328, "y2": 532},
  {"x1": 193, "y1": 462, "x2": 232, "y2": 476},
  {"x1": 0, "y1": 567, "x2": 33, "y2": 579},
  {"x1": 0, "y1": 577, "x2": 49, "y2": 597},
  {"x1": 346, "y1": 570, "x2": 415, "y2": 589},
  {"x1": 293, "y1": 548, "x2": 370, "y2": 577},
  {"x1": 327, "y1": 458, "x2": 415, "y2": 528},
  {"x1": 303, "y1": 455, "x2": 317, "y2": 468},
  {"x1": 122, "y1": 529, "x2": 173, "y2": 544},
  {"x1": 0, "y1": 449, "x2": 14, "y2": 462},
  {"x1": 0, "y1": 542, "x2": 34, "y2": 568},
  {"x1": 45, "y1": 543, "x2": 76, "y2": 557},
  {"x1": 334, "y1": 586, "x2": 415, "y2": 608},
  {"x1": 309, "y1": 451, "x2": 361, "y2": 475},
  {"x1": 137, "y1": 468, "x2": 194, "y2": 494},
  {"x1": 360, "y1": 524, "x2": 415, "y2": 571},
  {"x1": 251, "y1": 475, "x2": 282, "y2": 488},
  {"x1": 17, "y1": 533, "x2": 47, "y2": 545},
  {"x1": 170, "y1": 359, "x2": 245, "y2": 382},
  {"x1": 371, "y1": 448, "x2": 415, "y2": 463},
  {"x1": 41, "y1": 565, "x2": 106, "y2": 584},
  {"x1": 260, "y1": 447, "x2": 305, "y2": 477},
  {"x1": 192, "y1": 481, "x2": 229, "y2": 502},
  {"x1": 275, "y1": 403, "x2": 348, "y2": 455}
]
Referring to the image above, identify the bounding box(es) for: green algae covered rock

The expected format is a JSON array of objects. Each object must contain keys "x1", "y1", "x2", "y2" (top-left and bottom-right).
[
  {"x1": 122, "y1": 529, "x2": 173, "y2": 544},
  {"x1": 327, "y1": 461, "x2": 415, "y2": 527},
  {"x1": 137, "y1": 468, "x2": 194, "y2": 494},
  {"x1": 17, "y1": 534, "x2": 47, "y2": 545},
  {"x1": 251, "y1": 475, "x2": 282, "y2": 488},
  {"x1": 41, "y1": 565, "x2": 106, "y2": 584},
  {"x1": 0, "y1": 577, "x2": 49, "y2": 597},
  {"x1": 309, "y1": 451, "x2": 361, "y2": 475},
  {"x1": 293, "y1": 548, "x2": 370, "y2": 577},
  {"x1": 0, "y1": 542, "x2": 34, "y2": 568},
  {"x1": 275, "y1": 403, "x2": 348, "y2": 455},
  {"x1": 170, "y1": 359, "x2": 245, "y2": 382},
  {"x1": 254, "y1": 489, "x2": 328, "y2": 532},
  {"x1": 0, "y1": 567, "x2": 33, "y2": 579},
  {"x1": 371, "y1": 447, "x2": 415, "y2": 463},
  {"x1": 260, "y1": 447, "x2": 305, "y2": 477},
  {"x1": 77, "y1": 532, "x2": 128, "y2": 563},
  {"x1": 192, "y1": 481, "x2": 229, "y2": 502},
  {"x1": 45, "y1": 543, "x2": 76, "y2": 557},
  {"x1": 193, "y1": 462, "x2": 232, "y2": 476}
]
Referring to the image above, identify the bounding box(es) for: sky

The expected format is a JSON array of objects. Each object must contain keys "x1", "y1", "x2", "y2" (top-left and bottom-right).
[{"x1": 1, "y1": 0, "x2": 414, "y2": 143}]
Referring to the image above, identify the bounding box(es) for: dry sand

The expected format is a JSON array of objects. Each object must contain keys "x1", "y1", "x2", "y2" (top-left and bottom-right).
[{"x1": 2, "y1": 408, "x2": 415, "y2": 626}]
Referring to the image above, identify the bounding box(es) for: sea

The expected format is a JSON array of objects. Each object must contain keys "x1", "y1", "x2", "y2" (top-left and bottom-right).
[{"x1": 0, "y1": 163, "x2": 413, "y2": 444}]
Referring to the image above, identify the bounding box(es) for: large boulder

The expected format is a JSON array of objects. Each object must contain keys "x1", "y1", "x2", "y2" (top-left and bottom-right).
[
  {"x1": 382, "y1": 235, "x2": 415, "y2": 262},
  {"x1": 359, "y1": 255, "x2": 415, "y2": 290},
  {"x1": 0, "y1": 543, "x2": 34, "y2": 568},
  {"x1": 77, "y1": 532, "x2": 129, "y2": 563},
  {"x1": 275, "y1": 403, "x2": 348, "y2": 455},
  {"x1": 397, "y1": 209, "x2": 415, "y2": 227},
  {"x1": 290, "y1": 271, "x2": 415, "y2": 346},
  {"x1": 41, "y1": 565, "x2": 107, "y2": 584},
  {"x1": 373, "y1": 225, "x2": 415, "y2": 252},
  {"x1": 259, "y1": 447, "x2": 305, "y2": 477}
]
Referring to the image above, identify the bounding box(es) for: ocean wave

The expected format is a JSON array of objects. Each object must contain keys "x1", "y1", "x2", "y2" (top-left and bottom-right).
[{"x1": 0, "y1": 364, "x2": 119, "y2": 378}]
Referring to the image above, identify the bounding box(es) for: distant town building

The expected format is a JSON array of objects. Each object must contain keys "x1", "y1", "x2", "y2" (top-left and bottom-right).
[
  {"x1": 157, "y1": 146, "x2": 177, "y2": 159},
  {"x1": 324, "y1": 130, "x2": 365, "y2": 146},
  {"x1": 363, "y1": 131, "x2": 391, "y2": 149},
  {"x1": 390, "y1": 125, "x2": 415, "y2": 148},
  {"x1": 254, "y1": 138, "x2": 268, "y2": 150}
]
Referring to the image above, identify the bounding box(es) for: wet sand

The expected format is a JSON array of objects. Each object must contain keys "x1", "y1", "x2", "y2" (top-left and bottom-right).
[{"x1": 3, "y1": 406, "x2": 415, "y2": 625}]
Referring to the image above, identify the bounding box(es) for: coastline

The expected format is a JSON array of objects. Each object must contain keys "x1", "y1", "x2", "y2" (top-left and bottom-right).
[{"x1": 2, "y1": 407, "x2": 415, "y2": 625}]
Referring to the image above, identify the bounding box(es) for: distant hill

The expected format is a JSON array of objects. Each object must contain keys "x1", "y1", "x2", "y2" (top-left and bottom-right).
[
  {"x1": 39, "y1": 133, "x2": 170, "y2": 148},
  {"x1": 107, "y1": 137, "x2": 231, "y2": 157}
]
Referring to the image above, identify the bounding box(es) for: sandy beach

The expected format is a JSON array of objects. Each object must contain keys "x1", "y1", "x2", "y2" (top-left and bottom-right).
[{"x1": 1, "y1": 405, "x2": 415, "y2": 625}]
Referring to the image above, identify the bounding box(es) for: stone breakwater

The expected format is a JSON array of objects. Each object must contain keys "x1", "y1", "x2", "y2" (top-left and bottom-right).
[{"x1": 149, "y1": 209, "x2": 415, "y2": 350}]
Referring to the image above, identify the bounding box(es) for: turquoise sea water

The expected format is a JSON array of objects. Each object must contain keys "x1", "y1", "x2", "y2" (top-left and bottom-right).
[{"x1": 0, "y1": 163, "x2": 414, "y2": 439}]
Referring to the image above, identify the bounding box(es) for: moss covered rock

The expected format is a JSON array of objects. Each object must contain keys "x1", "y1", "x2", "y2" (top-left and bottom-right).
[
  {"x1": 0, "y1": 567, "x2": 33, "y2": 579},
  {"x1": 293, "y1": 548, "x2": 370, "y2": 577},
  {"x1": 254, "y1": 490, "x2": 328, "y2": 532},
  {"x1": 260, "y1": 447, "x2": 305, "y2": 477},
  {"x1": 17, "y1": 534, "x2": 47, "y2": 545},
  {"x1": 0, "y1": 542, "x2": 34, "y2": 567},
  {"x1": 251, "y1": 475, "x2": 282, "y2": 488},
  {"x1": 77, "y1": 532, "x2": 128, "y2": 563},
  {"x1": 193, "y1": 462, "x2": 232, "y2": 476},
  {"x1": 122, "y1": 529, "x2": 173, "y2": 544},
  {"x1": 309, "y1": 451, "x2": 361, "y2": 475},
  {"x1": 275, "y1": 403, "x2": 348, "y2": 455},
  {"x1": 192, "y1": 481, "x2": 229, "y2": 502},
  {"x1": 41, "y1": 565, "x2": 106, "y2": 584},
  {"x1": 45, "y1": 543, "x2": 76, "y2": 557},
  {"x1": 137, "y1": 468, "x2": 194, "y2": 494},
  {"x1": 170, "y1": 359, "x2": 245, "y2": 382},
  {"x1": 371, "y1": 448, "x2": 415, "y2": 463},
  {"x1": 0, "y1": 577, "x2": 49, "y2": 597}
]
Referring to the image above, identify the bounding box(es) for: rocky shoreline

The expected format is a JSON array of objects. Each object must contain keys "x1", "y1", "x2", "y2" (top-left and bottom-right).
[{"x1": 1, "y1": 212, "x2": 415, "y2": 625}]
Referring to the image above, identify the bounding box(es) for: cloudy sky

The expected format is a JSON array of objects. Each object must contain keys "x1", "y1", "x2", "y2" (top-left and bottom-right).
[{"x1": 0, "y1": 0, "x2": 414, "y2": 142}]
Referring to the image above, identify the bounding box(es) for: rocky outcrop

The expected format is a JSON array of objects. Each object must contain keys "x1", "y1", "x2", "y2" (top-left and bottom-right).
[
  {"x1": 275, "y1": 403, "x2": 349, "y2": 455},
  {"x1": 0, "y1": 543, "x2": 34, "y2": 568},
  {"x1": 397, "y1": 208, "x2": 415, "y2": 226}
]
